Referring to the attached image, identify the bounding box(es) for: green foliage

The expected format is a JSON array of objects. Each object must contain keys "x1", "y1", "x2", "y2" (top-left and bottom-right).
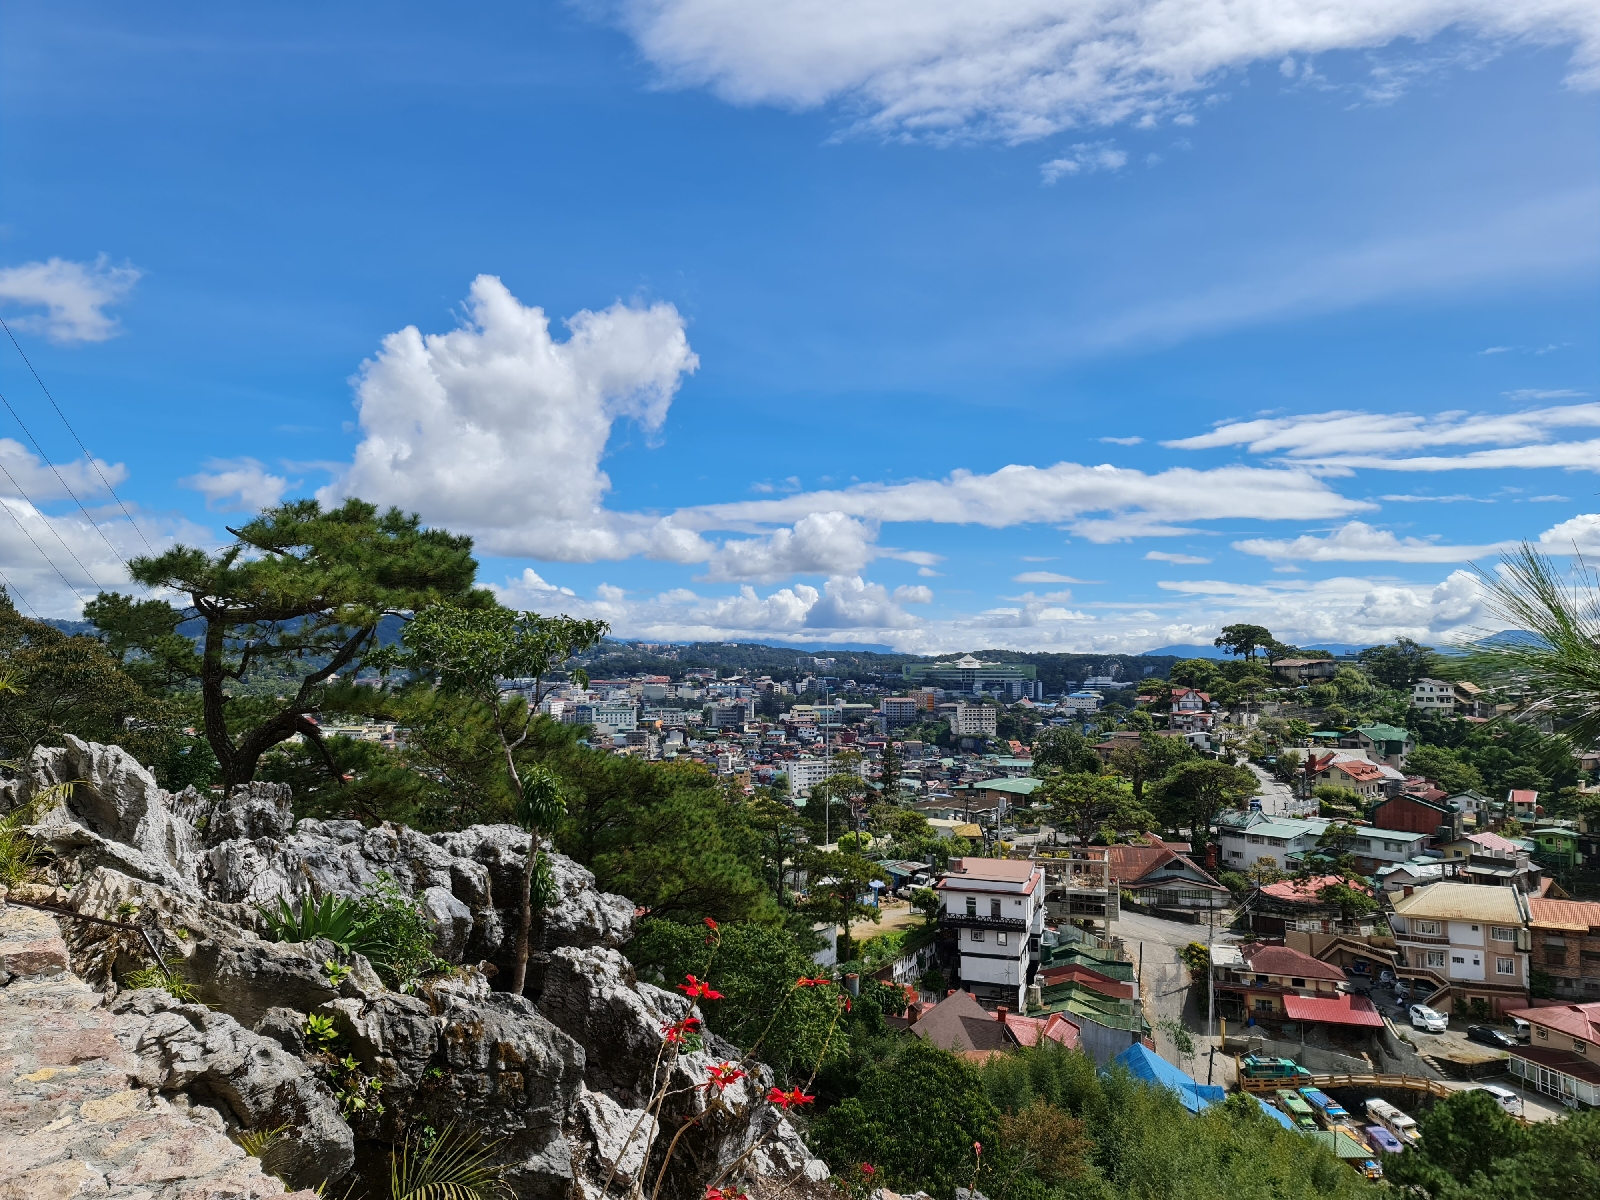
[
  {"x1": 89, "y1": 498, "x2": 484, "y2": 787},
  {"x1": 1359, "y1": 637, "x2": 1439, "y2": 688},
  {"x1": 972, "y1": 1042, "x2": 1375, "y2": 1200},
  {"x1": 1214, "y1": 624, "x2": 1274, "y2": 661},
  {"x1": 236, "y1": 1123, "x2": 289, "y2": 1159},
  {"x1": 1375, "y1": 1089, "x2": 1600, "y2": 1199},
  {"x1": 305, "y1": 1012, "x2": 340, "y2": 1047},
  {"x1": 812, "y1": 1039, "x2": 999, "y2": 1199},
  {"x1": 1218, "y1": 870, "x2": 1251, "y2": 898},
  {"x1": 389, "y1": 1123, "x2": 511, "y2": 1200},
  {"x1": 349, "y1": 873, "x2": 446, "y2": 991},
  {"x1": 1154, "y1": 759, "x2": 1258, "y2": 841},
  {"x1": 259, "y1": 732, "x2": 429, "y2": 826},
  {"x1": 121, "y1": 957, "x2": 199, "y2": 1003},
  {"x1": 328, "y1": 1052, "x2": 385, "y2": 1117},
  {"x1": 1168, "y1": 658, "x2": 1219, "y2": 689},
  {"x1": 1043, "y1": 771, "x2": 1149, "y2": 846},
  {"x1": 259, "y1": 894, "x2": 364, "y2": 950},
  {"x1": 625, "y1": 918, "x2": 846, "y2": 1083},
  {"x1": 1031, "y1": 726, "x2": 1102, "y2": 775},
  {"x1": 1405, "y1": 744, "x2": 1485, "y2": 794},
  {"x1": 1108, "y1": 731, "x2": 1196, "y2": 806}
]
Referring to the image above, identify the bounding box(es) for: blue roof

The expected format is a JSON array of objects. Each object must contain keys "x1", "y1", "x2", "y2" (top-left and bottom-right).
[
  {"x1": 1257, "y1": 1096, "x2": 1299, "y2": 1131},
  {"x1": 1108, "y1": 1043, "x2": 1227, "y2": 1113}
]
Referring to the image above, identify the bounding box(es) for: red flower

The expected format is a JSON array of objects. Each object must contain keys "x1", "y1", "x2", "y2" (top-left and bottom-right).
[
  {"x1": 706, "y1": 1189, "x2": 747, "y2": 1200},
  {"x1": 702, "y1": 1061, "x2": 747, "y2": 1092},
  {"x1": 661, "y1": 1016, "x2": 703, "y2": 1045},
  {"x1": 679, "y1": 975, "x2": 724, "y2": 1000},
  {"x1": 860, "y1": 1164, "x2": 876, "y2": 1177},
  {"x1": 795, "y1": 976, "x2": 832, "y2": 988},
  {"x1": 766, "y1": 1086, "x2": 814, "y2": 1109},
  {"x1": 703, "y1": 917, "x2": 719, "y2": 931},
  {"x1": 973, "y1": 1141, "x2": 983, "y2": 1156},
  {"x1": 839, "y1": 993, "x2": 853, "y2": 1012}
]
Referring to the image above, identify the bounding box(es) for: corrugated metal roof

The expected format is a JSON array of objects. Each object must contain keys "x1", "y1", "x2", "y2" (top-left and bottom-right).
[
  {"x1": 1282, "y1": 994, "x2": 1385, "y2": 1028},
  {"x1": 1390, "y1": 881, "x2": 1523, "y2": 922}
]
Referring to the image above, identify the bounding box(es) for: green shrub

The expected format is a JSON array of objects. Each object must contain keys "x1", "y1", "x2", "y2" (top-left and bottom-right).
[
  {"x1": 348, "y1": 873, "x2": 446, "y2": 991},
  {"x1": 122, "y1": 957, "x2": 199, "y2": 1003},
  {"x1": 258, "y1": 893, "x2": 363, "y2": 950}
]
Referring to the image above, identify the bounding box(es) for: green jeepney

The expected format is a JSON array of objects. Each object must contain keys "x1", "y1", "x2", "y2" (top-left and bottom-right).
[{"x1": 1275, "y1": 1088, "x2": 1319, "y2": 1131}]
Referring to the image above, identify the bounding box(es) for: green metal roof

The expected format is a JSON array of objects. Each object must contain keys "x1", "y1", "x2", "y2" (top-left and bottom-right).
[
  {"x1": 1354, "y1": 724, "x2": 1411, "y2": 743},
  {"x1": 970, "y1": 776, "x2": 1044, "y2": 794},
  {"x1": 1039, "y1": 945, "x2": 1137, "y2": 981},
  {"x1": 1036, "y1": 981, "x2": 1149, "y2": 1033}
]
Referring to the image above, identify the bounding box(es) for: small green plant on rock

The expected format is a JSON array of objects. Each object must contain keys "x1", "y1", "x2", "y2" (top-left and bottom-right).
[
  {"x1": 389, "y1": 1122, "x2": 509, "y2": 1200},
  {"x1": 305, "y1": 1012, "x2": 340, "y2": 1048},
  {"x1": 122, "y1": 957, "x2": 198, "y2": 1003},
  {"x1": 329, "y1": 1053, "x2": 384, "y2": 1117},
  {"x1": 323, "y1": 959, "x2": 351, "y2": 987}
]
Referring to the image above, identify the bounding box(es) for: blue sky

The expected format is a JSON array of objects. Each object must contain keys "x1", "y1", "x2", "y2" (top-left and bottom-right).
[{"x1": 0, "y1": 1, "x2": 1596, "y2": 652}]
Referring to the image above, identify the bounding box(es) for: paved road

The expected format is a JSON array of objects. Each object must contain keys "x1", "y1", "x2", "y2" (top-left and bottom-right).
[
  {"x1": 1245, "y1": 761, "x2": 1305, "y2": 817},
  {"x1": 1115, "y1": 907, "x2": 1241, "y2": 1086}
]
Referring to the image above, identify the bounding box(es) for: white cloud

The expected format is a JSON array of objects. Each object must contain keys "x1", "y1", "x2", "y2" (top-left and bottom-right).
[
  {"x1": 893, "y1": 584, "x2": 935, "y2": 603},
  {"x1": 1144, "y1": 550, "x2": 1211, "y2": 564},
  {"x1": 1538, "y1": 513, "x2": 1600, "y2": 554},
  {"x1": 684, "y1": 461, "x2": 1372, "y2": 541},
  {"x1": 0, "y1": 438, "x2": 127, "y2": 503},
  {"x1": 1233, "y1": 520, "x2": 1509, "y2": 563},
  {"x1": 0, "y1": 256, "x2": 140, "y2": 344},
  {"x1": 319, "y1": 275, "x2": 703, "y2": 561},
  {"x1": 701, "y1": 511, "x2": 878, "y2": 582},
  {"x1": 1013, "y1": 571, "x2": 1087, "y2": 584},
  {"x1": 181, "y1": 458, "x2": 295, "y2": 512},
  {"x1": 1041, "y1": 143, "x2": 1126, "y2": 182},
  {"x1": 1099, "y1": 435, "x2": 1143, "y2": 445},
  {"x1": 1379, "y1": 494, "x2": 1488, "y2": 503},
  {"x1": 611, "y1": 1, "x2": 1600, "y2": 142},
  {"x1": 1168, "y1": 398, "x2": 1600, "y2": 472}
]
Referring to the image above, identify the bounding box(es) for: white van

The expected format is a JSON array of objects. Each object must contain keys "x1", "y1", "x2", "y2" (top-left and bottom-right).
[
  {"x1": 1508, "y1": 1016, "x2": 1531, "y2": 1043},
  {"x1": 1472, "y1": 1084, "x2": 1523, "y2": 1117},
  {"x1": 1365, "y1": 1098, "x2": 1421, "y2": 1148}
]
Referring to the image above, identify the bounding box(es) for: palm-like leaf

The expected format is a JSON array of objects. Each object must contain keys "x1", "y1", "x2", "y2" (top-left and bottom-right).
[
  {"x1": 258, "y1": 893, "x2": 361, "y2": 950},
  {"x1": 1462, "y1": 544, "x2": 1600, "y2": 747},
  {"x1": 390, "y1": 1124, "x2": 509, "y2": 1200}
]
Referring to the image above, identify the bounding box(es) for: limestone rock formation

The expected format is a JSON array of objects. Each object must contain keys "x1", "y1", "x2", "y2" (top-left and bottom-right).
[{"x1": 0, "y1": 740, "x2": 830, "y2": 1200}]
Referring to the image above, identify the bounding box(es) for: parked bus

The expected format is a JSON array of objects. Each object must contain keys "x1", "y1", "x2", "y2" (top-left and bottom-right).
[
  {"x1": 1275, "y1": 1089, "x2": 1318, "y2": 1131},
  {"x1": 1299, "y1": 1087, "x2": 1350, "y2": 1126},
  {"x1": 1364, "y1": 1125, "x2": 1405, "y2": 1155},
  {"x1": 1364, "y1": 1098, "x2": 1420, "y2": 1149}
]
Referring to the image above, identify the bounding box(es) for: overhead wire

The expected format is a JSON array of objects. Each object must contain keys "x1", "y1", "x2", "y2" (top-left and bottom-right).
[
  {"x1": 0, "y1": 561, "x2": 41, "y2": 619},
  {"x1": 0, "y1": 315, "x2": 153, "y2": 558},
  {"x1": 0, "y1": 491, "x2": 85, "y2": 603}
]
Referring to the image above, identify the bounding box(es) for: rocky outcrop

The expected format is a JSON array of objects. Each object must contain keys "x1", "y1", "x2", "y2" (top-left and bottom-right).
[
  {"x1": 0, "y1": 903, "x2": 316, "y2": 1200},
  {"x1": 2, "y1": 740, "x2": 829, "y2": 1200}
]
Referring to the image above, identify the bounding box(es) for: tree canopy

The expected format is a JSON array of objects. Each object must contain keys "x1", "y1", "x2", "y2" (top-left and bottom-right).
[{"x1": 87, "y1": 499, "x2": 482, "y2": 787}]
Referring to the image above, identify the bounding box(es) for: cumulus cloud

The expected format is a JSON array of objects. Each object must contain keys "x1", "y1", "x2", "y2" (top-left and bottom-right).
[
  {"x1": 181, "y1": 458, "x2": 295, "y2": 512},
  {"x1": 319, "y1": 274, "x2": 703, "y2": 560},
  {"x1": 893, "y1": 584, "x2": 935, "y2": 603},
  {"x1": 0, "y1": 438, "x2": 127, "y2": 504},
  {"x1": 1144, "y1": 550, "x2": 1211, "y2": 564},
  {"x1": 702, "y1": 511, "x2": 877, "y2": 582},
  {"x1": 611, "y1": 0, "x2": 1600, "y2": 142},
  {"x1": 1538, "y1": 513, "x2": 1600, "y2": 554},
  {"x1": 0, "y1": 256, "x2": 140, "y2": 344},
  {"x1": 1233, "y1": 521, "x2": 1511, "y2": 563}
]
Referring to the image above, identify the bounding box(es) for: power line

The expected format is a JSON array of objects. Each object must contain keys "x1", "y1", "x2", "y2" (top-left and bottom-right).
[
  {"x1": 0, "y1": 316, "x2": 153, "y2": 557},
  {"x1": 0, "y1": 494, "x2": 84, "y2": 603},
  {"x1": 0, "y1": 443, "x2": 101, "y2": 593},
  {"x1": 0, "y1": 562, "x2": 41, "y2": 619}
]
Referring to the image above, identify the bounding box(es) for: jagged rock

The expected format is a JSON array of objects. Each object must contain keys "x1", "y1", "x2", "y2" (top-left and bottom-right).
[
  {"x1": 255, "y1": 1006, "x2": 309, "y2": 1057},
  {"x1": 110, "y1": 988, "x2": 355, "y2": 1190},
  {"x1": 421, "y1": 884, "x2": 474, "y2": 962},
  {"x1": 9, "y1": 735, "x2": 202, "y2": 895},
  {"x1": 205, "y1": 781, "x2": 296, "y2": 845},
  {"x1": 572, "y1": 1085, "x2": 658, "y2": 1188},
  {"x1": 539, "y1": 945, "x2": 687, "y2": 1103}
]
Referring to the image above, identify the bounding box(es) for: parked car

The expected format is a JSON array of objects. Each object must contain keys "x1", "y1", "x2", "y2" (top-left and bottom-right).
[
  {"x1": 1472, "y1": 1084, "x2": 1524, "y2": 1117},
  {"x1": 1392, "y1": 980, "x2": 1413, "y2": 1001},
  {"x1": 1466, "y1": 1025, "x2": 1518, "y2": 1050},
  {"x1": 1509, "y1": 1016, "x2": 1531, "y2": 1043},
  {"x1": 1409, "y1": 1004, "x2": 1448, "y2": 1032},
  {"x1": 1378, "y1": 968, "x2": 1395, "y2": 984}
]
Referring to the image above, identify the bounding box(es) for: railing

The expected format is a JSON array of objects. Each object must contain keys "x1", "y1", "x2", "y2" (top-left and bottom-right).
[
  {"x1": 940, "y1": 912, "x2": 1028, "y2": 932},
  {"x1": 1393, "y1": 932, "x2": 1451, "y2": 946},
  {"x1": 1237, "y1": 1069, "x2": 1452, "y2": 1099}
]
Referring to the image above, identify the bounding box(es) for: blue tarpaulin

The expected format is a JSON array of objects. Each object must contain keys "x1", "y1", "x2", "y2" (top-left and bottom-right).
[{"x1": 1108, "y1": 1043, "x2": 1227, "y2": 1113}]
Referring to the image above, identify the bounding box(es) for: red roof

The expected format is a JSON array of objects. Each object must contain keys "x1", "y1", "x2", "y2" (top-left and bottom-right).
[
  {"x1": 1530, "y1": 898, "x2": 1600, "y2": 931},
  {"x1": 1005, "y1": 1011, "x2": 1081, "y2": 1050},
  {"x1": 1332, "y1": 760, "x2": 1385, "y2": 784},
  {"x1": 1509, "y1": 789, "x2": 1539, "y2": 805},
  {"x1": 1238, "y1": 942, "x2": 1347, "y2": 983},
  {"x1": 1259, "y1": 874, "x2": 1371, "y2": 906},
  {"x1": 1468, "y1": 831, "x2": 1521, "y2": 855},
  {"x1": 1037, "y1": 963, "x2": 1135, "y2": 1000},
  {"x1": 1505, "y1": 1002, "x2": 1600, "y2": 1044},
  {"x1": 1283, "y1": 994, "x2": 1385, "y2": 1028}
]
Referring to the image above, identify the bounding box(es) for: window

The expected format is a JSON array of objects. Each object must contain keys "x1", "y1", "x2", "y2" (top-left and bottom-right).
[
  {"x1": 1254, "y1": 974, "x2": 1268, "y2": 985},
  {"x1": 997, "y1": 932, "x2": 1008, "y2": 946},
  {"x1": 1470, "y1": 925, "x2": 1479, "y2": 933},
  {"x1": 1249, "y1": 835, "x2": 1264, "y2": 845},
  {"x1": 1413, "y1": 920, "x2": 1442, "y2": 936},
  {"x1": 990, "y1": 898, "x2": 1002, "y2": 919},
  {"x1": 1491, "y1": 927, "x2": 1515, "y2": 941},
  {"x1": 970, "y1": 929, "x2": 985, "y2": 943},
  {"x1": 1384, "y1": 841, "x2": 1403, "y2": 853},
  {"x1": 1354, "y1": 839, "x2": 1372, "y2": 851},
  {"x1": 1291, "y1": 978, "x2": 1305, "y2": 987},
  {"x1": 1537, "y1": 1026, "x2": 1548, "y2": 1040},
  {"x1": 965, "y1": 897, "x2": 977, "y2": 917},
  {"x1": 1229, "y1": 850, "x2": 1243, "y2": 859},
  {"x1": 1497, "y1": 958, "x2": 1515, "y2": 975},
  {"x1": 1255, "y1": 998, "x2": 1274, "y2": 1012},
  {"x1": 1576, "y1": 1040, "x2": 1588, "y2": 1055},
  {"x1": 1452, "y1": 955, "x2": 1465, "y2": 965},
  {"x1": 1425, "y1": 951, "x2": 1446, "y2": 968}
]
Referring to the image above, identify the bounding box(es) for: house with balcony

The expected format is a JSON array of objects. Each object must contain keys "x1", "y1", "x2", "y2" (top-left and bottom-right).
[
  {"x1": 1216, "y1": 812, "x2": 1333, "y2": 873},
  {"x1": 1528, "y1": 898, "x2": 1600, "y2": 1002},
  {"x1": 1504, "y1": 1000, "x2": 1600, "y2": 1107},
  {"x1": 1388, "y1": 882, "x2": 1531, "y2": 1016},
  {"x1": 1433, "y1": 829, "x2": 1545, "y2": 892},
  {"x1": 1339, "y1": 724, "x2": 1414, "y2": 770},
  {"x1": 1247, "y1": 874, "x2": 1379, "y2": 937},
  {"x1": 937, "y1": 856, "x2": 1045, "y2": 1009},
  {"x1": 1210, "y1": 941, "x2": 1359, "y2": 1023},
  {"x1": 1104, "y1": 839, "x2": 1230, "y2": 913}
]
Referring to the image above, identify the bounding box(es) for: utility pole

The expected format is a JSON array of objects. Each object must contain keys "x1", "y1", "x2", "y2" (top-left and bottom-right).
[
  {"x1": 1207, "y1": 901, "x2": 1217, "y2": 1041},
  {"x1": 823, "y1": 679, "x2": 831, "y2": 847}
]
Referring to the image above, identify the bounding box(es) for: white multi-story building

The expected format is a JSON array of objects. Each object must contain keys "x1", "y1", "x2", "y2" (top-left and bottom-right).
[
  {"x1": 574, "y1": 703, "x2": 637, "y2": 736},
  {"x1": 1389, "y1": 882, "x2": 1531, "y2": 1017},
  {"x1": 880, "y1": 696, "x2": 921, "y2": 727},
  {"x1": 937, "y1": 857, "x2": 1045, "y2": 1009},
  {"x1": 1060, "y1": 691, "x2": 1102, "y2": 714},
  {"x1": 787, "y1": 757, "x2": 832, "y2": 799},
  {"x1": 950, "y1": 703, "x2": 998, "y2": 738},
  {"x1": 1412, "y1": 678, "x2": 1457, "y2": 712},
  {"x1": 641, "y1": 707, "x2": 688, "y2": 728},
  {"x1": 1216, "y1": 813, "x2": 1333, "y2": 872}
]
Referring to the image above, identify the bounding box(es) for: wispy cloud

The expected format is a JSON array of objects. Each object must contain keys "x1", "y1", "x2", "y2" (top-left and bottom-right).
[
  {"x1": 0, "y1": 256, "x2": 140, "y2": 343},
  {"x1": 1233, "y1": 520, "x2": 1510, "y2": 563},
  {"x1": 1099, "y1": 435, "x2": 1144, "y2": 445},
  {"x1": 1042, "y1": 143, "x2": 1127, "y2": 183},
  {"x1": 1144, "y1": 550, "x2": 1212, "y2": 564}
]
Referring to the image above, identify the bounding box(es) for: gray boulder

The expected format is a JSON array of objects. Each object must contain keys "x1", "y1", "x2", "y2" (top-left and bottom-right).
[{"x1": 111, "y1": 988, "x2": 355, "y2": 1190}]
